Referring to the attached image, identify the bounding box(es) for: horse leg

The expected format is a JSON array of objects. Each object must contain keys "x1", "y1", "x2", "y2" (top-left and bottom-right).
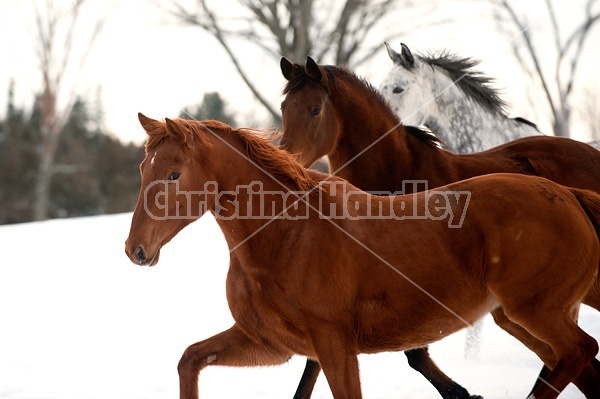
[
  {"x1": 524, "y1": 304, "x2": 591, "y2": 398},
  {"x1": 309, "y1": 327, "x2": 362, "y2": 399},
  {"x1": 404, "y1": 348, "x2": 483, "y2": 399},
  {"x1": 293, "y1": 359, "x2": 321, "y2": 399},
  {"x1": 177, "y1": 323, "x2": 291, "y2": 399},
  {"x1": 491, "y1": 308, "x2": 600, "y2": 399},
  {"x1": 529, "y1": 366, "x2": 551, "y2": 398}
]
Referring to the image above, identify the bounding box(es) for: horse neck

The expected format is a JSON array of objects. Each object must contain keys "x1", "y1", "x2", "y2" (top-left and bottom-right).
[
  {"x1": 328, "y1": 105, "x2": 455, "y2": 191},
  {"x1": 424, "y1": 69, "x2": 534, "y2": 153},
  {"x1": 204, "y1": 134, "x2": 312, "y2": 257},
  {"x1": 327, "y1": 83, "x2": 415, "y2": 191}
]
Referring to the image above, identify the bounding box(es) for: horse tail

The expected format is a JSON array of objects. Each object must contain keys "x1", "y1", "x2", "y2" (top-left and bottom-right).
[
  {"x1": 572, "y1": 188, "x2": 600, "y2": 240},
  {"x1": 571, "y1": 188, "x2": 600, "y2": 310}
]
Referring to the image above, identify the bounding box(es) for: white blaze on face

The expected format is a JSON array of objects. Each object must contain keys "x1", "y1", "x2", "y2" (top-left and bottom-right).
[{"x1": 150, "y1": 150, "x2": 158, "y2": 167}]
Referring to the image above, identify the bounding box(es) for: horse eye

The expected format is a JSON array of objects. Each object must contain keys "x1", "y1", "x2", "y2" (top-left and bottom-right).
[
  {"x1": 393, "y1": 86, "x2": 404, "y2": 94},
  {"x1": 168, "y1": 172, "x2": 180, "y2": 181},
  {"x1": 311, "y1": 106, "x2": 321, "y2": 116}
]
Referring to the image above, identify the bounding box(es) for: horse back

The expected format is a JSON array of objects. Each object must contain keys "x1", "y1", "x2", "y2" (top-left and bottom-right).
[{"x1": 467, "y1": 135, "x2": 600, "y2": 192}]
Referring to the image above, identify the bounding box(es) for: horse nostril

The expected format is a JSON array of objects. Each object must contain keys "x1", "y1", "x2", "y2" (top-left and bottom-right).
[{"x1": 134, "y1": 246, "x2": 147, "y2": 263}]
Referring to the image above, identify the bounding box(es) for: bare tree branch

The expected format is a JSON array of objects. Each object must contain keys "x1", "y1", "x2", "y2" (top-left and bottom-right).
[
  {"x1": 499, "y1": 0, "x2": 558, "y2": 118},
  {"x1": 545, "y1": 0, "x2": 562, "y2": 54},
  {"x1": 563, "y1": 4, "x2": 600, "y2": 97},
  {"x1": 205, "y1": 0, "x2": 281, "y2": 121},
  {"x1": 580, "y1": 87, "x2": 600, "y2": 140},
  {"x1": 162, "y1": 0, "x2": 454, "y2": 125},
  {"x1": 491, "y1": 0, "x2": 599, "y2": 137}
]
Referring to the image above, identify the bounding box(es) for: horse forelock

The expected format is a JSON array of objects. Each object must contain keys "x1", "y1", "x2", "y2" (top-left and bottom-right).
[
  {"x1": 282, "y1": 62, "x2": 323, "y2": 94},
  {"x1": 420, "y1": 51, "x2": 508, "y2": 117},
  {"x1": 144, "y1": 122, "x2": 167, "y2": 153}
]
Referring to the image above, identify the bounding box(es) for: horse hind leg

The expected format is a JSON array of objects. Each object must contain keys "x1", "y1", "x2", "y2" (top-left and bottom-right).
[
  {"x1": 293, "y1": 359, "x2": 321, "y2": 399},
  {"x1": 293, "y1": 347, "x2": 484, "y2": 399},
  {"x1": 491, "y1": 308, "x2": 600, "y2": 398},
  {"x1": 404, "y1": 347, "x2": 483, "y2": 399},
  {"x1": 492, "y1": 307, "x2": 599, "y2": 399}
]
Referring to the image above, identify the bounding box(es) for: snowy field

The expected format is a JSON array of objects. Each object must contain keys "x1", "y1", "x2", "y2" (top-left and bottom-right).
[{"x1": 0, "y1": 213, "x2": 598, "y2": 399}]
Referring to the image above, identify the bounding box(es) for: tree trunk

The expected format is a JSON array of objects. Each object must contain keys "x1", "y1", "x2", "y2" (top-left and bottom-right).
[
  {"x1": 553, "y1": 109, "x2": 570, "y2": 137},
  {"x1": 33, "y1": 162, "x2": 51, "y2": 221},
  {"x1": 33, "y1": 124, "x2": 61, "y2": 221}
]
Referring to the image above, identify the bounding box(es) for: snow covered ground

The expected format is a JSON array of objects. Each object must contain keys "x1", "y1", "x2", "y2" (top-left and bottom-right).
[{"x1": 0, "y1": 213, "x2": 597, "y2": 399}]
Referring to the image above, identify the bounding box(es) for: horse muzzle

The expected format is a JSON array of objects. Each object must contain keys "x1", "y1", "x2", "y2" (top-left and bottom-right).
[{"x1": 126, "y1": 244, "x2": 161, "y2": 267}]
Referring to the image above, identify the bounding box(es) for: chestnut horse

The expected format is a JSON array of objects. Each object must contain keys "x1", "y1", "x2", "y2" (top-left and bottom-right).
[
  {"x1": 125, "y1": 114, "x2": 600, "y2": 399},
  {"x1": 279, "y1": 57, "x2": 600, "y2": 398}
]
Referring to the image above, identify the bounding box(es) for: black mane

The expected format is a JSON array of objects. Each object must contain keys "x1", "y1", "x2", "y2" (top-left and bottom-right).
[
  {"x1": 420, "y1": 51, "x2": 507, "y2": 117},
  {"x1": 283, "y1": 61, "x2": 443, "y2": 148}
]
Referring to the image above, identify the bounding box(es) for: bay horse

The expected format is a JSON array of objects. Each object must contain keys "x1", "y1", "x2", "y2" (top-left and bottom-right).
[
  {"x1": 279, "y1": 57, "x2": 600, "y2": 398},
  {"x1": 379, "y1": 42, "x2": 539, "y2": 153},
  {"x1": 124, "y1": 114, "x2": 600, "y2": 399}
]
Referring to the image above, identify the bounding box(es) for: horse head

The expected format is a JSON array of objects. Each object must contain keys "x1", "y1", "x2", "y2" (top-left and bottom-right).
[
  {"x1": 279, "y1": 56, "x2": 341, "y2": 168},
  {"x1": 125, "y1": 113, "x2": 215, "y2": 266},
  {"x1": 379, "y1": 42, "x2": 430, "y2": 126}
]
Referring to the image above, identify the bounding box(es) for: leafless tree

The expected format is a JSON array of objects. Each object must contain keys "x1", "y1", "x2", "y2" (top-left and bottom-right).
[
  {"x1": 580, "y1": 87, "x2": 600, "y2": 141},
  {"x1": 160, "y1": 0, "x2": 449, "y2": 124},
  {"x1": 491, "y1": 0, "x2": 600, "y2": 137},
  {"x1": 32, "y1": 0, "x2": 105, "y2": 220}
]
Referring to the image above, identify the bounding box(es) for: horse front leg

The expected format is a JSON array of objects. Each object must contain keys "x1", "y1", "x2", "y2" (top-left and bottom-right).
[
  {"x1": 310, "y1": 326, "x2": 362, "y2": 399},
  {"x1": 404, "y1": 347, "x2": 483, "y2": 399},
  {"x1": 178, "y1": 323, "x2": 291, "y2": 399}
]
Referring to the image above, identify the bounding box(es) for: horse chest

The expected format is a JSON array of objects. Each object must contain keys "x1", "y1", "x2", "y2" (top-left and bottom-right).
[{"x1": 225, "y1": 264, "x2": 312, "y2": 355}]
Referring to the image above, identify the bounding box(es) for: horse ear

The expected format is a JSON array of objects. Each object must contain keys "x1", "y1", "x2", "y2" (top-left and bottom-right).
[
  {"x1": 305, "y1": 56, "x2": 323, "y2": 83},
  {"x1": 165, "y1": 118, "x2": 188, "y2": 144},
  {"x1": 138, "y1": 112, "x2": 157, "y2": 133},
  {"x1": 400, "y1": 43, "x2": 415, "y2": 68},
  {"x1": 280, "y1": 57, "x2": 295, "y2": 81},
  {"x1": 385, "y1": 42, "x2": 402, "y2": 64}
]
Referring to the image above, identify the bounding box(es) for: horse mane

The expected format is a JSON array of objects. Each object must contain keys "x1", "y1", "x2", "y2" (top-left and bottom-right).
[
  {"x1": 513, "y1": 116, "x2": 538, "y2": 129},
  {"x1": 283, "y1": 61, "x2": 443, "y2": 148},
  {"x1": 235, "y1": 127, "x2": 318, "y2": 192},
  {"x1": 420, "y1": 51, "x2": 508, "y2": 117},
  {"x1": 146, "y1": 117, "x2": 317, "y2": 193},
  {"x1": 404, "y1": 125, "x2": 445, "y2": 148}
]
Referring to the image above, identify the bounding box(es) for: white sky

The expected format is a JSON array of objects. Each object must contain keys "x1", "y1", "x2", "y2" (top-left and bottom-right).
[{"x1": 0, "y1": 0, "x2": 599, "y2": 144}]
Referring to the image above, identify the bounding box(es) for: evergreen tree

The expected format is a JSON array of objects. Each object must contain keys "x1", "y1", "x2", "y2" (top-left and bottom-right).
[
  {"x1": 0, "y1": 83, "x2": 143, "y2": 224},
  {"x1": 180, "y1": 92, "x2": 237, "y2": 126},
  {"x1": 0, "y1": 81, "x2": 38, "y2": 223}
]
